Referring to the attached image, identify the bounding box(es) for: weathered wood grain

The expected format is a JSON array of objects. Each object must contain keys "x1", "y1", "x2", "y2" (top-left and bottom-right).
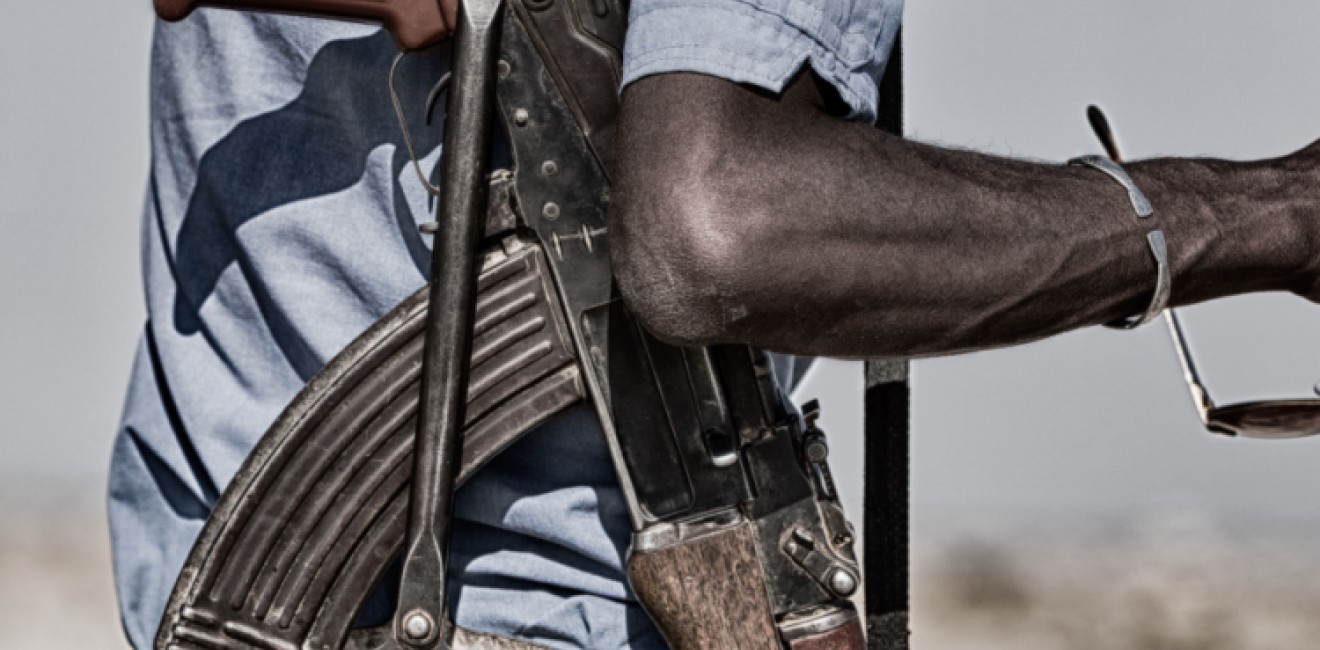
[{"x1": 628, "y1": 523, "x2": 780, "y2": 649}]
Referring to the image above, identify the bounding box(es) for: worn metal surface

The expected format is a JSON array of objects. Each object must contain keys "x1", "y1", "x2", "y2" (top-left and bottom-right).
[
  {"x1": 153, "y1": 238, "x2": 582, "y2": 650},
  {"x1": 499, "y1": 8, "x2": 869, "y2": 641},
  {"x1": 495, "y1": 6, "x2": 648, "y2": 528},
  {"x1": 398, "y1": 0, "x2": 505, "y2": 643},
  {"x1": 507, "y1": 0, "x2": 627, "y2": 173},
  {"x1": 785, "y1": 619, "x2": 866, "y2": 650},
  {"x1": 780, "y1": 607, "x2": 859, "y2": 644},
  {"x1": 153, "y1": 2, "x2": 887, "y2": 647}
]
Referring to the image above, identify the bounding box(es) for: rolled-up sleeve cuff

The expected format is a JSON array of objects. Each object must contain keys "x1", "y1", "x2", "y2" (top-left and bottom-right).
[{"x1": 621, "y1": 0, "x2": 901, "y2": 123}]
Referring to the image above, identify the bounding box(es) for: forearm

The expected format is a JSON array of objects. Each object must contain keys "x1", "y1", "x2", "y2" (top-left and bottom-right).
[{"x1": 609, "y1": 72, "x2": 1319, "y2": 357}]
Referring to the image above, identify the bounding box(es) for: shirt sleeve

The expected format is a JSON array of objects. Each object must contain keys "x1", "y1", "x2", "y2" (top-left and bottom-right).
[{"x1": 620, "y1": 0, "x2": 903, "y2": 123}]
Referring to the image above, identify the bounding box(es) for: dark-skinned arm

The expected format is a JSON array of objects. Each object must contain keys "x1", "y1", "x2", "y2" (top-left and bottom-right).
[{"x1": 609, "y1": 71, "x2": 1320, "y2": 358}]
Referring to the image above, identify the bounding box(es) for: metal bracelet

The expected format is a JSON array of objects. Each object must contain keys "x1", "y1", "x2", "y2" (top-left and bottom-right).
[
  {"x1": 1069, "y1": 154, "x2": 1153, "y2": 217},
  {"x1": 1068, "y1": 155, "x2": 1168, "y2": 329},
  {"x1": 1108, "y1": 229, "x2": 1170, "y2": 329}
]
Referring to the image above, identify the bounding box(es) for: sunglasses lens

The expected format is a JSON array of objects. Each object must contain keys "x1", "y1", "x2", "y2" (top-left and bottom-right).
[{"x1": 1206, "y1": 400, "x2": 1320, "y2": 439}]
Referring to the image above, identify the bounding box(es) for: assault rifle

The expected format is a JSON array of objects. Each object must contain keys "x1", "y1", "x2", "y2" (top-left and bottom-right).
[{"x1": 149, "y1": 0, "x2": 910, "y2": 648}]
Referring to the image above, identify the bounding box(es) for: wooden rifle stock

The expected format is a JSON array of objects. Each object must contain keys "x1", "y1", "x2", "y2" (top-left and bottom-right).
[
  {"x1": 628, "y1": 523, "x2": 780, "y2": 649},
  {"x1": 153, "y1": 0, "x2": 454, "y2": 51},
  {"x1": 628, "y1": 519, "x2": 867, "y2": 650}
]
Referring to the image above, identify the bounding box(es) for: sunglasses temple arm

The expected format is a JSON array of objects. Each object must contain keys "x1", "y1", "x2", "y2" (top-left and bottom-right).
[
  {"x1": 1088, "y1": 109, "x2": 1216, "y2": 426},
  {"x1": 1163, "y1": 309, "x2": 1216, "y2": 422}
]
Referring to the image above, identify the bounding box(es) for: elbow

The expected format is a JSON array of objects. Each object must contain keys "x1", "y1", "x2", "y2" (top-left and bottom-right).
[
  {"x1": 609, "y1": 171, "x2": 759, "y2": 348},
  {"x1": 608, "y1": 147, "x2": 762, "y2": 348},
  {"x1": 608, "y1": 73, "x2": 780, "y2": 347}
]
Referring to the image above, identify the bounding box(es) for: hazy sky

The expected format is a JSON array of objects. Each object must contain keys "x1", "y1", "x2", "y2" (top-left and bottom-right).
[
  {"x1": 0, "y1": 3, "x2": 153, "y2": 490},
  {"x1": 901, "y1": 0, "x2": 1320, "y2": 522},
  {"x1": 5, "y1": 1, "x2": 1320, "y2": 525}
]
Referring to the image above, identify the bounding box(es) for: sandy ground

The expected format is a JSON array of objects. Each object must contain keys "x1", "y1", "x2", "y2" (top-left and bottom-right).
[
  {"x1": 912, "y1": 512, "x2": 1320, "y2": 650},
  {"x1": 2, "y1": 492, "x2": 1318, "y2": 650},
  {"x1": 0, "y1": 489, "x2": 128, "y2": 650}
]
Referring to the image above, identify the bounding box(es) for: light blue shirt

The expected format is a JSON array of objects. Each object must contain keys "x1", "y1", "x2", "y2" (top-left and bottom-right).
[{"x1": 108, "y1": 2, "x2": 901, "y2": 649}]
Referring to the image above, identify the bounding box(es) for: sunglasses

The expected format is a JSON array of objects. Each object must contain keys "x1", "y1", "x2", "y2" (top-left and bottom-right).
[{"x1": 1089, "y1": 106, "x2": 1320, "y2": 439}]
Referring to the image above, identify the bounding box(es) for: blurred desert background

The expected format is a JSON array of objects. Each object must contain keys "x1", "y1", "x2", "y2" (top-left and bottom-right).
[
  {"x1": 7, "y1": 1, "x2": 1320, "y2": 649},
  {"x1": 12, "y1": 485, "x2": 1320, "y2": 650}
]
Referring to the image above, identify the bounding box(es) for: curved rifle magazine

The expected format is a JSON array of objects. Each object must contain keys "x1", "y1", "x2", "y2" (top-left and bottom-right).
[{"x1": 154, "y1": 238, "x2": 581, "y2": 650}]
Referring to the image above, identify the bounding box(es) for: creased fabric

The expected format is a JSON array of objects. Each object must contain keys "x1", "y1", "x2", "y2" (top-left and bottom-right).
[
  {"x1": 108, "y1": 4, "x2": 894, "y2": 648},
  {"x1": 623, "y1": 0, "x2": 903, "y2": 122}
]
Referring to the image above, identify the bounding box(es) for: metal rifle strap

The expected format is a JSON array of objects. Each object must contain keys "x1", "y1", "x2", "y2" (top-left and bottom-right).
[
  {"x1": 864, "y1": 28, "x2": 912, "y2": 650},
  {"x1": 396, "y1": 0, "x2": 504, "y2": 646}
]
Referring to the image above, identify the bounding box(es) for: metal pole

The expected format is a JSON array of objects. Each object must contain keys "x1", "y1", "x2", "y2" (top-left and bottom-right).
[
  {"x1": 395, "y1": 0, "x2": 504, "y2": 646},
  {"x1": 864, "y1": 28, "x2": 911, "y2": 650}
]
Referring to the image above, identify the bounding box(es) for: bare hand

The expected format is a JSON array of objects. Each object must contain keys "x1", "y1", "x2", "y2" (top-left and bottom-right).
[{"x1": 154, "y1": 0, "x2": 456, "y2": 51}]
